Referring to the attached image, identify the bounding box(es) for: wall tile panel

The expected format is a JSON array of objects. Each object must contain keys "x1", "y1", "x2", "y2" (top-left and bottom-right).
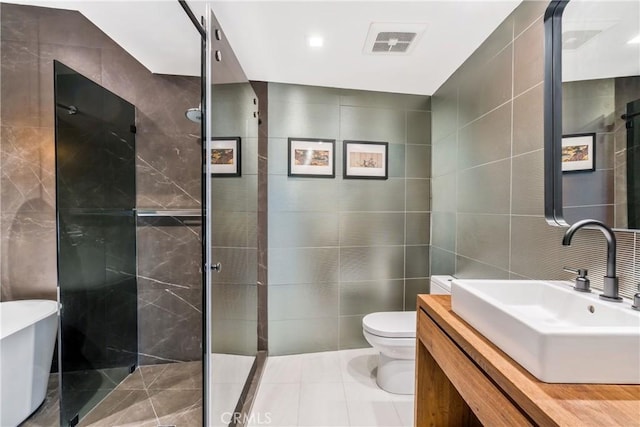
[
  {"x1": 458, "y1": 103, "x2": 512, "y2": 170},
  {"x1": 513, "y1": 17, "x2": 544, "y2": 96},
  {"x1": 339, "y1": 279, "x2": 404, "y2": 316},
  {"x1": 340, "y1": 106, "x2": 406, "y2": 144},
  {"x1": 267, "y1": 84, "x2": 431, "y2": 354},
  {"x1": 513, "y1": 83, "x2": 544, "y2": 156},
  {"x1": 456, "y1": 213, "x2": 510, "y2": 270},
  {"x1": 457, "y1": 160, "x2": 511, "y2": 214},
  {"x1": 340, "y1": 246, "x2": 405, "y2": 282},
  {"x1": 339, "y1": 212, "x2": 405, "y2": 247},
  {"x1": 269, "y1": 247, "x2": 339, "y2": 286},
  {"x1": 431, "y1": 0, "x2": 639, "y2": 301}
]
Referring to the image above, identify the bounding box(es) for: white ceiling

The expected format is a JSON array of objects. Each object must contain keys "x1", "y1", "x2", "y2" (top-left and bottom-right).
[
  {"x1": 3, "y1": 0, "x2": 524, "y2": 95},
  {"x1": 208, "y1": 1, "x2": 521, "y2": 95}
]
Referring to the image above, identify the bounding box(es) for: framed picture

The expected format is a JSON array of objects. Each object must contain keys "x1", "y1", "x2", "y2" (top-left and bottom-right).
[
  {"x1": 288, "y1": 138, "x2": 335, "y2": 178},
  {"x1": 211, "y1": 137, "x2": 241, "y2": 177},
  {"x1": 561, "y1": 133, "x2": 595, "y2": 172},
  {"x1": 343, "y1": 140, "x2": 389, "y2": 180}
]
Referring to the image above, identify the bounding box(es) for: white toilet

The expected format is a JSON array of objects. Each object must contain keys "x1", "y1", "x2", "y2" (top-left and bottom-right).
[{"x1": 362, "y1": 275, "x2": 452, "y2": 394}]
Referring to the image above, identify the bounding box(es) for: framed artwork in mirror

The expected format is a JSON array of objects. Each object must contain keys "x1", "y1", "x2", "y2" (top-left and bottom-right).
[
  {"x1": 211, "y1": 137, "x2": 241, "y2": 177},
  {"x1": 561, "y1": 133, "x2": 595, "y2": 173},
  {"x1": 343, "y1": 140, "x2": 388, "y2": 180},
  {"x1": 288, "y1": 138, "x2": 335, "y2": 178}
]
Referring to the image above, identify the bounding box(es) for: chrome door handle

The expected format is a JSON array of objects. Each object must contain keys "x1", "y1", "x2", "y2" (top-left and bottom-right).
[{"x1": 210, "y1": 262, "x2": 222, "y2": 272}]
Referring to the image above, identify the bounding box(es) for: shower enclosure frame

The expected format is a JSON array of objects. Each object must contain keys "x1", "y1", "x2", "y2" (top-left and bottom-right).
[
  {"x1": 179, "y1": 3, "x2": 267, "y2": 425},
  {"x1": 177, "y1": 2, "x2": 210, "y2": 425}
]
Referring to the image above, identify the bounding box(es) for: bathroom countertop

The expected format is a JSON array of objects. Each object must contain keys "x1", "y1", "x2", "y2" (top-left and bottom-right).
[{"x1": 417, "y1": 295, "x2": 640, "y2": 427}]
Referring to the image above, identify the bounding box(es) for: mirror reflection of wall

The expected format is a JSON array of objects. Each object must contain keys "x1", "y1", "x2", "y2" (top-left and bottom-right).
[{"x1": 561, "y1": 0, "x2": 640, "y2": 230}]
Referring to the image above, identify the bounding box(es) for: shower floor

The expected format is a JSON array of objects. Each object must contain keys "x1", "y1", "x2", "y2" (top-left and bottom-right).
[
  {"x1": 78, "y1": 361, "x2": 202, "y2": 426},
  {"x1": 20, "y1": 354, "x2": 256, "y2": 427},
  {"x1": 20, "y1": 362, "x2": 202, "y2": 427}
]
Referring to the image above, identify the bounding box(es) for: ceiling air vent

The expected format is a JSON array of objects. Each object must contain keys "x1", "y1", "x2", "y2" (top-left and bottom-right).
[
  {"x1": 364, "y1": 23, "x2": 427, "y2": 55},
  {"x1": 372, "y1": 32, "x2": 415, "y2": 53},
  {"x1": 561, "y1": 19, "x2": 617, "y2": 50}
]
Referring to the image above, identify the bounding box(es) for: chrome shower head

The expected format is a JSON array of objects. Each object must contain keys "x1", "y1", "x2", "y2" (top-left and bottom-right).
[{"x1": 185, "y1": 107, "x2": 202, "y2": 123}]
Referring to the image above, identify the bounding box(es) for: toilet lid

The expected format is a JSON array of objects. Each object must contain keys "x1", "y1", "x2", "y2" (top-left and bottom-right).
[{"x1": 362, "y1": 311, "x2": 416, "y2": 338}]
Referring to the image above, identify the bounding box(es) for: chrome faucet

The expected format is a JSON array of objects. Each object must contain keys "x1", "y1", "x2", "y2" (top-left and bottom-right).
[{"x1": 562, "y1": 219, "x2": 622, "y2": 302}]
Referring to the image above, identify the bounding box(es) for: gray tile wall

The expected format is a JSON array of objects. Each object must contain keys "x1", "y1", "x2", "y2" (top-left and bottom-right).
[
  {"x1": 267, "y1": 83, "x2": 431, "y2": 355},
  {"x1": 0, "y1": 4, "x2": 202, "y2": 363},
  {"x1": 430, "y1": 0, "x2": 639, "y2": 299}
]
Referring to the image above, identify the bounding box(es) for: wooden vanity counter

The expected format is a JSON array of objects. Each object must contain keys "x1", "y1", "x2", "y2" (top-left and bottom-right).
[{"x1": 416, "y1": 295, "x2": 640, "y2": 426}]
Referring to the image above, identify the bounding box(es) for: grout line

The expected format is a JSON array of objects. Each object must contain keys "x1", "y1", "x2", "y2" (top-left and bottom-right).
[
  {"x1": 512, "y1": 80, "x2": 543, "y2": 100},
  {"x1": 508, "y1": 17, "x2": 515, "y2": 276},
  {"x1": 144, "y1": 386, "x2": 161, "y2": 425},
  {"x1": 340, "y1": 364, "x2": 352, "y2": 426},
  {"x1": 514, "y1": 10, "x2": 546, "y2": 40},
  {"x1": 458, "y1": 98, "x2": 512, "y2": 130}
]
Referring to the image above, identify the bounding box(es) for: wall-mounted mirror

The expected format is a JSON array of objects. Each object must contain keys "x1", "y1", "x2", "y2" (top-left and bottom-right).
[{"x1": 545, "y1": 0, "x2": 640, "y2": 230}]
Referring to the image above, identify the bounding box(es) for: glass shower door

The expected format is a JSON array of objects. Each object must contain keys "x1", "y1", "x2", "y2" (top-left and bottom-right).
[
  {"x1": 54, "y1": 60, "x2": 137, "y2": 426},
  {"x1": 205, "y1": 6, "x2": 260, "y2": 426}
]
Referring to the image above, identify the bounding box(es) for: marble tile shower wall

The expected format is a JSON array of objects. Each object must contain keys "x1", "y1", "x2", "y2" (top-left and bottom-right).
[
  {"x1": 267, "y1": 83, "x2": 431, "y2": 355},
  {"x1": 430, "y1": 0, "x2": 639, "y2": 298},
  {"x1": 0, "y1": 4, "x2": 202, "y2": 363}
]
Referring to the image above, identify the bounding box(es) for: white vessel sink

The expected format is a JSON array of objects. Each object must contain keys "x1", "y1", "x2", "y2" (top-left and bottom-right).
[{"x1": 451, "y1": 279, "x2": 640, "y2": 384}]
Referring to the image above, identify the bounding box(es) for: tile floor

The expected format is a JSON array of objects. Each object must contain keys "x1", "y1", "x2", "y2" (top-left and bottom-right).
[
  {"x1": 61, "y1": 366, "x2": 133, "y2": 424},
  {"x1": 78, "y1": 361, "x2": 203, "y2": 427},
  {"x1": 248, "y1": 348, "x2": 414, "y2": 427},
  {"x1": 20, "y1": 354, "x2": 255, "y2": 427},
  {"x1": 20, "y1": 350, "x2": 406, "y2": 427},
  {"x1": 20, "y1": 363, "x2": 204, "y2": 427},
  {"x1": 20, "y1": 374, "x2": 60, "y2": 427}
]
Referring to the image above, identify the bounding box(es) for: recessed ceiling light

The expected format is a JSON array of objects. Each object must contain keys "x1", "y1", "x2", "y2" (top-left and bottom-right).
[
  {"x1": 308, "y1": 36, "x2": 324, "y2": 48},
  {"x1": 628, "y1": 34, "x2": 640, "y2": 44}
]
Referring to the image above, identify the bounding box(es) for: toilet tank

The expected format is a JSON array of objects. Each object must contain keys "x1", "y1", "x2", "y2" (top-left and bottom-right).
[{"x1": 430, "y1": 275, "x2": 453, "y2": 295}]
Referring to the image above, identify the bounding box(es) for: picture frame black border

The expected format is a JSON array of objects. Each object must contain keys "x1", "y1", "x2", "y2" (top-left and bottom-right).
[
  {"x1": 211, "y1": 136, "x2": 241, "y2": 177},
  {"x1": 287, "y1": 137, "x2": 336, "y2": 178},
  {"x1": 343, "y1": 140, "x2": 389, "y2": 180},
  {"x1": 561, "y1": 132, "x2": 596, "y2": 173}
]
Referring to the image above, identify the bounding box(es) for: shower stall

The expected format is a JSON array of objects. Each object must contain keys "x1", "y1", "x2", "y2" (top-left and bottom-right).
[{"x1": 33, "y1": 2, "x2": 264, "y2": 425}]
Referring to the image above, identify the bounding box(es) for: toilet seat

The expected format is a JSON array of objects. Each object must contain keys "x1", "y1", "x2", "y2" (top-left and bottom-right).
[{"x1": 362, "y1": 311, "x2": 416, "y2": 338}]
